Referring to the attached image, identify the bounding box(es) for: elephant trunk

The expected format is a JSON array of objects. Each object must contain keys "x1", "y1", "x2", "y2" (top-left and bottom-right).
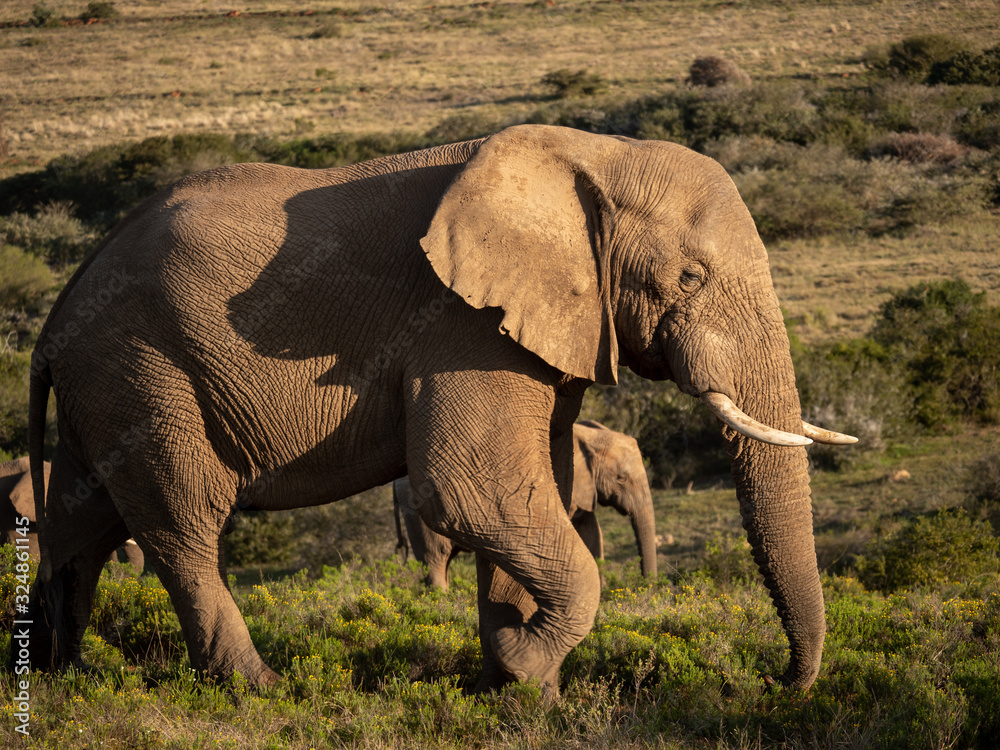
[
  {"x1": 726, "y1": 371, "x2": 824, "y2": 689},
  {"x1": 624, "y1": 490, "x2": 657, "y2": 578},
  {"x1": 732, "y1": 439, "x2": 823, "y2": 687}
]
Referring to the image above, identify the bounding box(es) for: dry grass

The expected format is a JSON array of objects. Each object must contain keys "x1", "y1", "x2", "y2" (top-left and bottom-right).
[
  {"x1": 2, "y1": 0, "x2": 1000, "y2": 171},
  {"x1": 771, "y1": 215, "x2": 1000, "y2": 343},
  {"x1": 1, "y1": 0, "x2": 999, "y2": 340}
]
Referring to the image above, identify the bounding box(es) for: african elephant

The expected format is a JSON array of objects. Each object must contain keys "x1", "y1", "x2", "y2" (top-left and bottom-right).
[
  {"x1": 19, "y1": 124, "x2": 854, "y2": 695},
  {"x1": 1, "y1": 456, "x2": 144, "y2": 574},
  {"x1": 395, "y1": 420, "x2": 657, "y2": 589}
]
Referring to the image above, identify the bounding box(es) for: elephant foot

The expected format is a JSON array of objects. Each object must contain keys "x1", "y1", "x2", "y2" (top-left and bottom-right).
[
  {"x1": 491, "y1": 625, "x2": 561, "y2": 700},
  {"x1": 469, "y1": 658, "x2": 514, "y2": 695}
]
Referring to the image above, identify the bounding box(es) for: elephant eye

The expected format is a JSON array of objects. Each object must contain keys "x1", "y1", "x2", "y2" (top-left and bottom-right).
[{"x1": 680, "y1": 267, "x2": 704, "y2": 291}]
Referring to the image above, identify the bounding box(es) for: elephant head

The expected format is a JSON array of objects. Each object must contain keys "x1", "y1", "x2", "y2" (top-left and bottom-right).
[
  {"x1": 572, "y1": 420, "x2": 657, "y2": 578},
  {"x1": 1, "y1": 456, "x2": 50, "y2": 558},
  {"x1": 423, "y1": 125, "x2": 854, "y2": 689}
]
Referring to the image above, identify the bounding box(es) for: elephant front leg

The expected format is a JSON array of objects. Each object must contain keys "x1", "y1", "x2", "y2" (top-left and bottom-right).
[{"x1": 406, "y1": 370, "x2": 599, "y2": 697}]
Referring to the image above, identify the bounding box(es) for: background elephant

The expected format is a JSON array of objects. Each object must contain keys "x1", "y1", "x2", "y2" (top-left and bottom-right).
[
  {"x1": 1, "y1": 456, "x2": 144, "y2": 574},
  {"x1": 395, "y1": 419, "x2": 657, "y2": 589},
  {"x1": 21, "y1": 124, "x2": 852, "y2": 695}
]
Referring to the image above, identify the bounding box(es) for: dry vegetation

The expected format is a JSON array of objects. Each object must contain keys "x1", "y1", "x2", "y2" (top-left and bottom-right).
[{"x1": 3, "y1": 0, "x2": 999, "y2": 342}]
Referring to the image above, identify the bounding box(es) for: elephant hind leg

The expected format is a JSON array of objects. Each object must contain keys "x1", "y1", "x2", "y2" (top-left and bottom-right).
[
  {"x1": 113, "y1": 449, "x2": 279, "y2": 687},
  {"x1": 26, "y1": 443, "x2": 130, "y2": 672}
]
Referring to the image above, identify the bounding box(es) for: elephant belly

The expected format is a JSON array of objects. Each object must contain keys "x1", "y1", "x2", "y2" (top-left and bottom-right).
[{"x1": 222, "y1": 365, "x2": 408, "y2": 512}]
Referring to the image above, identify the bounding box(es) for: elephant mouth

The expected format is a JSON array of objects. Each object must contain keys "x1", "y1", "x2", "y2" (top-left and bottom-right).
[{"x1": 699, "y1": 391, "x2": 858, "y2": 447}]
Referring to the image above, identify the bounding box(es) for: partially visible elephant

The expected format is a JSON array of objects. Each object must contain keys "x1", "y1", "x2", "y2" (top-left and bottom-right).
[
  {"x1": 1, "y1": 456, "x2": 144, "y2": 574},
  {"x1": 21, "y1": 124, "x2": 855, "y2": 696},
  {"x1": 395, "y1": 420, "x2": 657, "y2": 589}
]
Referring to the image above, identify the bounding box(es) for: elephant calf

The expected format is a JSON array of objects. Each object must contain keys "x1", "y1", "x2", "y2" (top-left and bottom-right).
[
  {"x1": 1, "y1": 457, "x2": 144, "y2": 574},
  {"x1": 395, "y1": 420, "x2": 657, "y2": 589}
]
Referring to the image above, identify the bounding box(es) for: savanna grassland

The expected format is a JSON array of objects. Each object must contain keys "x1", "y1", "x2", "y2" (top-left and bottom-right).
[{"x1": 2, "y1": 0, "x2": 1000, "y2": 748}]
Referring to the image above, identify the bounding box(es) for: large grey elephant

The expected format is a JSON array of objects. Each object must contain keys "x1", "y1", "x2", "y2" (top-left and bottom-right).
[
  {"x1": 395, "y1": 420, "x2": 657, "y2": 589},
  {"x1": 1, "y1": 456, "x2": 144, "y2": 574},
  {"x1": 19, "y1": 124, "x2": 853, "y2": 695}
]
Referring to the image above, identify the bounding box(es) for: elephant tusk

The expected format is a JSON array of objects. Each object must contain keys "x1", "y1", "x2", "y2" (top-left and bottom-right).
[
  {"x1": 700, "y1": 392, "x2": 813, "y2": 447},
  {"x1": 801, "y1": 421, "x2": 858, "y2": 445}
]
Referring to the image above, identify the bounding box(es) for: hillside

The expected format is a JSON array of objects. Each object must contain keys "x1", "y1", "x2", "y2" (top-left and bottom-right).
[{"x1": 2, "y1": 1, "x2": 1000, "y2": 748}]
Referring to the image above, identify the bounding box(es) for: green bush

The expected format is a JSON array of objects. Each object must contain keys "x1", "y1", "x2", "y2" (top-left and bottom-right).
[
  {"x1": 855, "y1": 509, "x2": 999, "y2": 592},
  {"x1": 0, "y1": 244, "x2": 54, "y2": 309},
  {"x1": 223, "y1": 510, "x2": 297, "y2": 568},
  {"x1": 0, "y1": 347, "x2": 31, "y2": 460},
  {"x1": 794, "y1": 338, "x2": 913, "y2": 470},
  {"x1": 541, "y1": 69, "x2": 608, "y2": 99},
  {"x1": 0, "y1": 202, "x2": 95, "y2": 264},
  {"x1": 865, "y1": 34, "x2": 970, "y2": 81},
  {"x1": 928, "y1": 45, "x2": 1000, "y2": 86},
  {"x1": 79, "y1": 2, "x2": 119, "y2": 21},
  {"x1": 965, "y1": 453, "x2": 1000, "y2": 532},
  {"x1": 30, "y1": 3, "x2": 59, "y2": 27},
  {"x1": 872, "y1": 280, "x2": 1000, "y2": 426},
  {"x1": 955, "y1": 97, "x2": 1000, "y2": 150}
]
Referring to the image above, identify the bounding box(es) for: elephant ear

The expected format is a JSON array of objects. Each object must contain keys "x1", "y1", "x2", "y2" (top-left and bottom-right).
[
  {"x1": 9, "y1": 471, "x2": 36, "y2": 521},
  {"x1": 421, "y1": 124, "x2": 620, "y2": 385}
]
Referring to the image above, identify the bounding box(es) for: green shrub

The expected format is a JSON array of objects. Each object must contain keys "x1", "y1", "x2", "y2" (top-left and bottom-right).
[
  {"x1": 30, "y1": 3, "x2": 59, "y2": 27},
  {"x1": 794, "y1": 339, "x2": 913, "y2": 470},
  {"x1": 866, "y1": 35, "x2": 970, "y2": 81},
  {"x1": 701, "y1": 533, "x2": 758, "y2": 586},
  {"x1": 79, "y1": 2, "x2": 119, "y2": 21},
  {"x1": 0, "y1": 347, "x2": 31, "y2": 460},
  {"x1": 871, "y1": 280, "x2": 1000, "y2": 426},
  {"x1": 0, "y1": 244, "x2": 54, "y2": 309},
  {"x1": 955, "y1": 97, "x2": 1000, "y2": 150},
  {"x1": 965, "y1": 453, "x2": 1000, "y2": 531},
  {"x1": 855, "y1": 509, "x2": 999, "y2": 592},
  {"x1": 927, "y1": 45, "x2": 1000, "y2": 86},
  {"x1": 223, "y1": 510, "x2": 297, "y2": 568},
  {"x1": 541, "y1": 69, "x2": 608, "y2": 99},
  {"x1": 734, "y1": 166, "x2": 864, "y2": 240},
  {"x1": 0, "y1": 201, "x2": 96, "y2": 264}
]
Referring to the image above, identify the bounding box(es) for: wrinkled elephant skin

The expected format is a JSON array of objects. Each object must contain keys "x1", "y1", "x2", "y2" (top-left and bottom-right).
[{"x1": 395, "y1": 420, "x2": 658, "y2": 588}]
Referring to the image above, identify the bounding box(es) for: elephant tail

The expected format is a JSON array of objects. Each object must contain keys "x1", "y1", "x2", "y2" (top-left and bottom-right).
[
  {"x1": 392, "y1": 482, "x2": 410, "y2": 562},
  {"x1": 28, "y1": 360, "x2": 50, "y2": 555},
  {"x1": 28, "y1": 359, "x2": 67, "y2": 670}
]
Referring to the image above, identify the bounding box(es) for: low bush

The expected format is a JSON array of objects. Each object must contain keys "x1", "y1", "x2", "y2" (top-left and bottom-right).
[
  {"x1": 872, "y1": 280, "x2": 1000, "y2": 427},
  {"x1": 0, "y1": 347, "x2": 32, "y2": 471},
  {"x1": 0, "y1": 201, "x2": 96, "y2": 264},
  {"x1": 223, "y1": 510, "x2": 298, "y2": 568},
  {"x1": 928, "y1": 45, "x2": 1000, "y2": 86},
  {"x1": 541, "y1": 69, "x2": 608, "y2": 99},
  {"x1": 686, "y1": 56, "x2": 751, "y2": 88},
  {"x1": 79, "y1": 2, "x2": 119, "y2": 22},
  {"x1": 854, "y1": 509, "x2": 1000, "y2": 593},
  {"x1": 867, "y1": 132, "x2": 967, "y2": 164},
  {"x1": 794, "y1": 338, "x2": 913, "y2": 471},
  {"x1": 864, "y1": 34, "x2": 970, "y2": 81},
  {"x1": 966, "y1": 452, "x2": 1000, "y2": 531},
  {"x1": 30, "y1": 3, "x2": 59, "y2": 27},
  {"x1": 0, "y1": 244, "x2": 54, "y2": 310}
]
